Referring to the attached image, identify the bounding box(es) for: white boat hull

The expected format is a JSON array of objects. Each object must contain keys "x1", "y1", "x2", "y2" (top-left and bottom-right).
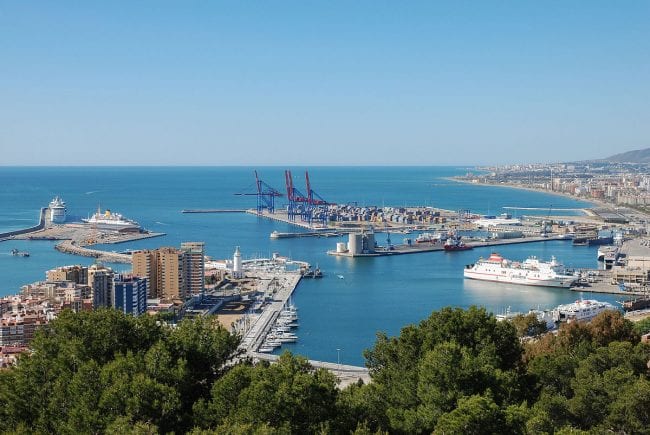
[{"x1": 463, "y1": 270, "x2": 574, "y2": 288}]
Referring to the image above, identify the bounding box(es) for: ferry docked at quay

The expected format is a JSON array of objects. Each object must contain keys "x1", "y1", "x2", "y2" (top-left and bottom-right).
[
  {"x1": 82, "y1": 207, "x2": 142, "y2": 232},
  {"x1": 464, "y1": 253, "x2": 576, "y2": 288}
]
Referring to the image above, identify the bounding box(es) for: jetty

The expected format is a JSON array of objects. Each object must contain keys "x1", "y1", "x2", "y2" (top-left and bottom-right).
[
  {"x1": 236, "y1": 270, "x2": 369, "y2": 386},
  {"x1": 0, "y1": 208, "x2": 47, "y2": 240},
  {"x1": 55, "y1": 240, "x2": 133, "y2": 263},
  {"x1": 328, "y1": 235, "x2": 570, "y2": 258},
  {"x1": 181, "y1": 209, "x2": 247, "y2": 213},
  {"x1": 239, "y1": 272, "x2": 302, "y2": 352}
]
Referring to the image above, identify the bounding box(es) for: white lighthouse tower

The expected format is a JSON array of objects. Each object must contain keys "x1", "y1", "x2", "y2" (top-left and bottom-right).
[{"x1": 233, "y1": 246, "x2": 243, "y2": 279}]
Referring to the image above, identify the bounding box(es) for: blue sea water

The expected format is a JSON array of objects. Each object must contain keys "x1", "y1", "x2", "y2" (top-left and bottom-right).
[{"x1": 0, "y1": 167, "x2": 618, "y2": 365}]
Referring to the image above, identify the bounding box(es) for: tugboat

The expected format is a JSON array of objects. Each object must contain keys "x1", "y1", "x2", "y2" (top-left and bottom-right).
[
  {"x1": 301, "y1": 265, "x2": 323, "y2": 278},
  {"x1": 10, "y1": 248, "x2": 30, "y2": 257},
  {"x1": 443, "y1": 233, "x2": 473, "y2": 252}
]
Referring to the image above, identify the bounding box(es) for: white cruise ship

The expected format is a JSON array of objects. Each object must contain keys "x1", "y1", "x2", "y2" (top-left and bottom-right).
[
  {"x1": 552, "y1": 299, "x2": 616, "y2": 323},
  {"x1": 464, "y1": 252, "x2": 576, "y2": 288},
  {"x1": 49, "y1": 196, "x2": 67, "y2": 224},
  {"x1": 82, "y1": 207, "x2": 141, "y2": 232}
]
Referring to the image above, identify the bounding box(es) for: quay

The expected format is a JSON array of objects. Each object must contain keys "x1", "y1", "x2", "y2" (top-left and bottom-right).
[
  {"x1": 239, "y1": 272, "x2": 302, "y2": 353},
  {"x1": 328, "y1": 235, "x2": 569, "y2": 258},
  {"x1": 250, "y1": 352, "x2": 370, "y2": 388},
  {"x1": 271, "y1": 230, "x2": 343, "y2": 239},
  {"x1": 182, "y1": 209, "x2": 247, "y2": 213},
  {"x1": 236, "y1": 271, "x2": 370, "y2": 387},
  {"x1": 1, "y1": 206, "x2": 165, "y2": 262}
]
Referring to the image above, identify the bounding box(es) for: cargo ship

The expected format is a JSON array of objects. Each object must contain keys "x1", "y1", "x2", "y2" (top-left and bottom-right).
[
  {"x1": 573, "y1": 231, "x2": 614, "y2": 246},
  {"x1": 464, "y1": 253, "x2": 576, "y2": 288},
  {"x1": 444, "y1": 234, "x2": 472, "y2": 251}
]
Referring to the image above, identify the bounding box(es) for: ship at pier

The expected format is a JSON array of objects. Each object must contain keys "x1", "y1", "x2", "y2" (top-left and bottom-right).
[
  {"x1": 444, "y1": 233, "x2": 472, "y2": 251},
  {"x1": 464, "y1": 253, "x2": 576, "y2": 288},
  {"x1": 48, "y1": 196, "x2": 67, "y2": 224},
  {"x1": 82, "y1": 207, "x2": 141, "y2": 232}
]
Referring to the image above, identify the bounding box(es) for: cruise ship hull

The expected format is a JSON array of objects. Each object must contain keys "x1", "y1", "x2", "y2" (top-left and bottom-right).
[{"x1": 463, "y1": 270, "x2": 575, "y2": 288}]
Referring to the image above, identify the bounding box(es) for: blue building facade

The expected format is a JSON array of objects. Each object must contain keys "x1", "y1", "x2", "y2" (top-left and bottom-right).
[{"x1": 112, "y1": 274, "x2": 147, "y2": 316}]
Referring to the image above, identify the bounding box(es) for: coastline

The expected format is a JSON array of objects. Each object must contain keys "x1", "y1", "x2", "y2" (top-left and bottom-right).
[{"x1": 446, "y1": 177, "x2": 615, "y2": 213}]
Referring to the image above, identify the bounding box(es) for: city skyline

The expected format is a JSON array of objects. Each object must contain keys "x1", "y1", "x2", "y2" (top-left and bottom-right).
[{"x1": 1, "y1": 1, "x2": 648, "y2": 166}]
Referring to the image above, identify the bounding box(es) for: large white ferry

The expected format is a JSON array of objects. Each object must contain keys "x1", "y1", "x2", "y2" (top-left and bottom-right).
[
  {"x1": 48, "y1": 196, "x2": 67, "y2": 224},
  {"x1": 463, "y1": 253, "x2": 576, "y2": 288},
  {"x1": 82, "y1": 207, "x2": 141, "y2": 232},
  {"x1": 552, "y1": 299, "x2": 616, "y2": 323}
]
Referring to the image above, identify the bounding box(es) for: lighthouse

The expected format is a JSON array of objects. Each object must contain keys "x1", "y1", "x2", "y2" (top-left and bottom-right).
[{"x1": 233, "y1": 246, "x2": 243, "y2": 279}]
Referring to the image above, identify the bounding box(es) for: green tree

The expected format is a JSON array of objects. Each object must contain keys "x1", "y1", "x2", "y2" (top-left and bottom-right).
[
  {"x1": 362, "y1": 306, "x2": 526, "y2": 433},
  {"x1": 196, "y1": 352, "x2": 338, "y2": 433},
  {"x1": 434, "y1": 394, "x2": 505, "y2": 435},
  {"x1": 511, "y1": 312, "x2": 547, "y2": 337},
  {"x1": 605, "y1": 377, "x2": 650, "y2": 434}
]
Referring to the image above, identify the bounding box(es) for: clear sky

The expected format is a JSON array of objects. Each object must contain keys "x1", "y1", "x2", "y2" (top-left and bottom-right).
[{"x1": 1, "y1": 1, "x2": 648, "y2": 166}]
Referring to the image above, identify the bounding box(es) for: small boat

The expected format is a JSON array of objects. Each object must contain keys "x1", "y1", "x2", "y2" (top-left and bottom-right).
[
  {"x1": 337, "y1": 275, "x2": 344, "y2": 279},
  {"x1": 258, "y1": 346, "x2": 275, "y2": 353},
  {"x1": 10, "y1": 249, "x2": 30, "y2": 257}
]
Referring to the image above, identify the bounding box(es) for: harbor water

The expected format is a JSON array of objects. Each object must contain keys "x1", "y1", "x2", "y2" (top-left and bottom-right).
[{"x1": 0, "y1": 167, "x2": 615, "y2": 365}]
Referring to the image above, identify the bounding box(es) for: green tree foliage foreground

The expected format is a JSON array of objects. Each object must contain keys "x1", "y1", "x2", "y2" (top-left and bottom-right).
[{"x1": 0, "y1": 307, "x2": 649, "y2": 434}]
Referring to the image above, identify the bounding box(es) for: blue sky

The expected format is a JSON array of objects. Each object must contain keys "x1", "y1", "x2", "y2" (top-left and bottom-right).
[{"x1": 1, "y1": 1, "x2": 648, "y2": 165}]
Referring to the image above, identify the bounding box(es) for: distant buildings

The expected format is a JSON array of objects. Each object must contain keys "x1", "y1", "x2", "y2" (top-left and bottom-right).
[
  {"x1": 0, "y1": 313, "x2": 48, "y2": 346},
  {"x1": 46, "y1": 264, "x2": 88, "y2": 284}
]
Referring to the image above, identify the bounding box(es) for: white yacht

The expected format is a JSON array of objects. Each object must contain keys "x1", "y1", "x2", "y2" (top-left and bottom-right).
[{"x1": 552, "y1": 299, "x2": 616, "y2": 323}]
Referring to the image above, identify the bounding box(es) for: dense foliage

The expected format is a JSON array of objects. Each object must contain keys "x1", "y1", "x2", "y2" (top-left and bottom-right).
[{"x1": 0, "y1": 307, "x2": 648, "y2": 434}]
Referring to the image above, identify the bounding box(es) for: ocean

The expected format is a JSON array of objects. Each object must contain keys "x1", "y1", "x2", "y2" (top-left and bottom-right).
[{"x1": 0, "y1": 167, "x2": 616, "y2": 365}]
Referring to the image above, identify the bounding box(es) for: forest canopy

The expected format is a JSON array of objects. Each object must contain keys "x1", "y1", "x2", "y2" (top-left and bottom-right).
[{"x1": 0, "y1": 307, "x2": 648, "y2": 434}]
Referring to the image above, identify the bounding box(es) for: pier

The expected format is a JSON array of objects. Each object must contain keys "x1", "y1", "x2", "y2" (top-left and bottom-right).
[
  {"x1": 235, "y1": 270, "x2": 370, "y2": 385},
  {"x1": 0, "y1": 208, "x2": 47, "y2": 239},
  {"x1": 239, "y1": 272, "x2": 302, "y2": 352},
  {"x1": 328, "y1": 235, "x2": 570, "y2": 257},
  {"x1": 181, "y1": 209, "x2": 248, "y2": 213}
]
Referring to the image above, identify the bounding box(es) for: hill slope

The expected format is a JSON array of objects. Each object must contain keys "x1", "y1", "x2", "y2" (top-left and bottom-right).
[{"x1": 603, "y1": 148, "x2": 650, "y2": 163}]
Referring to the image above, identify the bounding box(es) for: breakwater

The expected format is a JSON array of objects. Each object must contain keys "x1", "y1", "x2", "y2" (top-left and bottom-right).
[
  {"x1": 55, "y1": 240, "x2": 133, "y2": 263},
  {"x1": 0, "y1": 208, "x2": 46, "y2": 240}
]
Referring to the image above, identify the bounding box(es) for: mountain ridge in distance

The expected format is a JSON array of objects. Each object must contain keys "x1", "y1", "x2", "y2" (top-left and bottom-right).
[{"x1": 592, "y1": 147, "x2": 650, "y2": 163}]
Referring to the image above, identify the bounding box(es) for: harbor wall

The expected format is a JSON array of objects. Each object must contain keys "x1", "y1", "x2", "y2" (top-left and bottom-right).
[{"x1": 0, "y1": 208, "x2": 47, "y2": 240}]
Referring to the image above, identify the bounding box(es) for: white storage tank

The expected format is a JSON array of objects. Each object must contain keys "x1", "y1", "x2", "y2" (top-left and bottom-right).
[
  {"x1": 364, "y1": 231, "x2": 376, "y2": 253},
  {"x1": 336, "y1": 242, "x2": 347, "y2": 253},
  {"x1": 348, "y1": 233, "x2": 363, "y2": 255}
]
